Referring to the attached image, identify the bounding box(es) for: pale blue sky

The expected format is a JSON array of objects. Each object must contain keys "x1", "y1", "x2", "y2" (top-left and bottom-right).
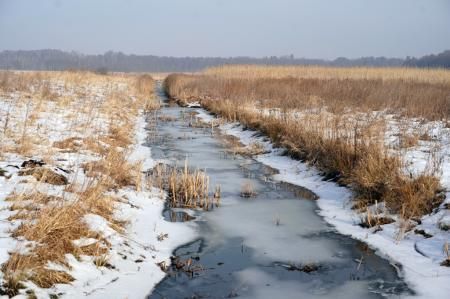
[{"x1": 0, "y1": 0, "x2": 449, "y2": 59}]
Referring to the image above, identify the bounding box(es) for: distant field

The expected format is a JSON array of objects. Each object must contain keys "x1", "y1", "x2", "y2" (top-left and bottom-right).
[
  {"x1": 169, "y1": 66, "x2": 450, "y2": 121},
  {"x1": 205, "y1": 65, "x2": 450, "y2": 84}
]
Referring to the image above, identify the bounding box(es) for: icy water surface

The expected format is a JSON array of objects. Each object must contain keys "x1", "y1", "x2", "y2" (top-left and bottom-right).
[{"x1": 148, "y1": 87, "x2": 410, "y2": 299}]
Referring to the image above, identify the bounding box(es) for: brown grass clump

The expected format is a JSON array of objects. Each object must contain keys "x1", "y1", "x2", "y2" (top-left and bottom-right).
[
  {"x1": 164, "y1": 71, "x2": 446, "y2": 219},
  {"x1": 103, "y1": 125, "x2": 132, "y2": 148},
  {"x1": 2, "y1": 254, "x2": 75, "y2": 290},
  {"x1": 18, "y1": 167, "x2": 68, "y2": 185},
  {"x1": 82, "y1": 137, "x2": 108, "y2": 155},
  {"x1": 359, "y1": 214, "x2": 395, "y2": 229},
  {"x1": 231, "y1": 142, "x2": 266, "y2": 157},
  {"x1": 134, "y1": 74, "x2": 155, "y2": 97},
  {"x1": 82, "y1": 148, "x2": 141, "y2": 191},
  {"x1": 387, "y1": 175, "x2": 444, "y2": 219},
  {"x1": 168, "y1": 161, "x2": 214, "y2": 210},
  {"x1": 5, "y1": 192, "x2": 60, "y2": 204},
  {"x1": 3, "y1": 204, "x2": 91, "y2": 290},
  {"x1": 53, "y1": 137, "x2": 83, "y2": 152},
  {"x1": 398, "y1": 134, "x2": 419, "y2": 149},
  {"x1": 134, "y1": 74, "x2": 159, "y2": 111},
  {"x1": 31, "y1": 269, "x2": 74, "y2": 288},
  {"x1": 11, "y1": 204, "x2": 92, "y2": 262},
  {"x1": 150, "y1": 161, "x2": 219, "y2": 210}
]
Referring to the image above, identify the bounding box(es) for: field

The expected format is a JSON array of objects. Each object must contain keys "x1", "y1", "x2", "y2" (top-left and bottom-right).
[
  {"x1": 0, "y1": 71, "x2": 197, "y2": 297},
  {"x1": 165, "y1": 66, "x2": 450, "y2": 216},
  {"x1": 164, "y1": 65, "x2": 450, "y2": 264},
  {"x1": 0, "y1": 66, "x2": 449, "y2": 298}
]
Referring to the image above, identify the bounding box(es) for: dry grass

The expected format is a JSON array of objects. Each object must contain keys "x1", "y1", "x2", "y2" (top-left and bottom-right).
[
  {"x1": 150, "y1": 161, "x2": 219, "y2": 210},
  {"x1": 18, "y1": 167, "x2": 68, "y2": 185},
  {"x1": 0, "y1": 70, "x2": 157, "y2": 293},
  {"x1": 82, "y1": 148, "x2": 142, "y2": 191},
  {"x1": 167, "y1": 161, "x2": 216, "y2": 210},
  {"x1": 164, "y1": 69, "x2": 446, "y2": 219},
  {"x1": 165, "y1": 73, "x2": 450, "y2": 121},
  {"x1": 398, "y1": 134, "x2": 420, "y2": 149},
  {"x1": 205, "y1": 65, "x2": 450, "y2": 84},
  {"x1": 229, "y1": 141, "x2": 266, "y2": 157},
  {"x1": 134, "y1": 74, "x2": 159, "y2": 111}
]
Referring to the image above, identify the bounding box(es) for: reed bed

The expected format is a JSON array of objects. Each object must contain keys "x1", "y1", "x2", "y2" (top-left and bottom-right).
[
  {"x1": 164, "y1": 69, "x2": 448, "y2": 219},
  {"x1": 205, "y1": 65, "x2": 450, "y2": 84},
  {"x1": 165, "y1": 73, "x2": 450, "y2": 121}
]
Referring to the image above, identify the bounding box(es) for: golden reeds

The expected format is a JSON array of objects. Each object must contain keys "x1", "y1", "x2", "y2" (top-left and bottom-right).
[
  {"x1": 150, "y1": 160, "x2": 220, "y2": 210},
  {"x1": 163, "y1": 69, "x2": 446, "y2": 219}
]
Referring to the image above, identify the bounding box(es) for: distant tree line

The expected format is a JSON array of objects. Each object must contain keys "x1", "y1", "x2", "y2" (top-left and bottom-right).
[
  {"x1": 0, "y1": 49, "x2": 448, "y2": 72},
  {"x1": 403, "y1": 50, "x2": 450, "y2": 68}
]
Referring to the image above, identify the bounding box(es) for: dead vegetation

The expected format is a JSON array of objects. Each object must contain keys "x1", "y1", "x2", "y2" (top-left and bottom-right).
[
  {"x1": 149, "y1": 161, "x2": 220, "y2": 210},
  {"x1": 240, "y1": 181, "x2": 256, "y2": 198},
  {"x1": 219, "y1": 135, "x2": 266, "y2": 158},
  {"x1": 18, "y1": 167, "x2": 68, "y2": 185},
  {"x1": 442, "y1": 242, "x2": 450, "y2": 267},
  {"x1": 157, "y1": 255, "x2": 205, "y2": 278},
  {"x1": 205, "y1": 65, "x2": 450, "y2": 85},
  {"x1": 0, "y1": 70, "x2": 157, "y2": 294},
  {"x1": 232, "y1": 142, "x2": 266, "y2": 157},
  {"x1": 164, "y1": 67, "x2": 448, "y2": 221},
  {"x1": 165, "y1": 68, "x2": 450, "y2": 121},
  {"x1": 82, "y1": 148, "x2": 142, "y2": 191}
]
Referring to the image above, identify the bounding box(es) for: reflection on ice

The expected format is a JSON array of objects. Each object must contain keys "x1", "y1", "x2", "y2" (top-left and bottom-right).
[
  {"x1": 206, "y1": 199, "x2": 339, "y2": 264},
  {"x1": 236, "y1": 268, "x2": 377, "y2": 299}
]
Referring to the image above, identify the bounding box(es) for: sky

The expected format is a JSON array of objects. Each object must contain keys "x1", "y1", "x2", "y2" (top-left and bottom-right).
[{"x1": 0, "y1": 0, "x2": 449, "y2": 59}]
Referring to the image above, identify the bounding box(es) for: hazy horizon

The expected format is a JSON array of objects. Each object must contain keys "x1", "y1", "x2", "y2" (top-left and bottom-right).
[{"x1": 1, "y1": 0, "x2": 449, "y2": 59}]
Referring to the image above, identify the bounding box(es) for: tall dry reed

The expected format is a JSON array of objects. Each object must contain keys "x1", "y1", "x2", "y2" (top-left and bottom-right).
[{"x1": 164, "y1": 71, "x2": 446, "y2": 218}]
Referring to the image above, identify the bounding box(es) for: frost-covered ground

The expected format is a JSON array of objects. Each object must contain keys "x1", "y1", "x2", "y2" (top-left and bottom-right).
[
  {"x1": 0, "y1": 75, "x2": 195, "y2": 298},
  {"x1": 195, "y1": 108, "x2": 450, "y2": 299},
  {"x1": 37, "y1": 117, "x2": 196, "y2": 298}
]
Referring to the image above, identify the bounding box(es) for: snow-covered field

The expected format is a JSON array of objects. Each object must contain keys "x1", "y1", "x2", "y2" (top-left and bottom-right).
[
  {"x1": 41, "y1": 116, "x2": 196, "y2": 299},
  {"x1": 0, "y1": 73, "x2": 195, "y2": 298},
  {"x1": 195, "y1": 108, "x2": 450, "y2": 299}
]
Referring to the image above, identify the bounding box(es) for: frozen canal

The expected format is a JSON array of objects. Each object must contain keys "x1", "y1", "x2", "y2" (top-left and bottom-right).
[{"x1": 148, "y1": 86, "x2": 410, "y2": 298}]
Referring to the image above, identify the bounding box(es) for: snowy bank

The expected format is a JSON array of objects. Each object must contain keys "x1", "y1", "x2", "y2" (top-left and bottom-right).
[
  {"x1": 195, "y1": 108, "x2": 450, "y2": 299},
  {"x1": 0, "y1": 74, "x2": 196, "y2": 298},
  {"x1": 42, "y1": 114, "x2": 197, "y2": 298}
]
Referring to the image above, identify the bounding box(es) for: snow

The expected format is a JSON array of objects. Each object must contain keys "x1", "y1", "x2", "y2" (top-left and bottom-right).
[
  {"x1": 185, "y1": 101, "x2": 202, "y2": 108},
  {"x1": 44, "y1": 114, "x2": 197, "y2": 299},
  {"x1": 72, "y1": 238, "x2": 98, "y2": 247},
  {"x1": 195, "y1": 109, "x2": 450, "y2": 299},
  {"x1": 0, "y1": 80, "x2": 197, "y2": 298}
]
